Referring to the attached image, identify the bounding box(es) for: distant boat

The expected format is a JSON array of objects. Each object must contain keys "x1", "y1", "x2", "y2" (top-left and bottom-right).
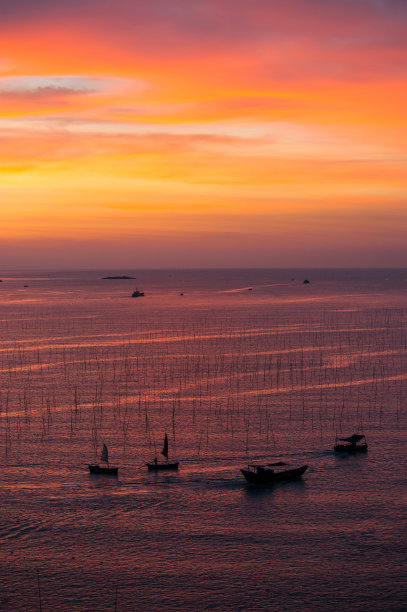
[
  {"x1": 147, "y1": 434, "x2": 179, "y2": 471},
  {"x1": 89, "y1": 444, "x2": 119, "y2": 475},
  {"x1": 334, "y1": 434, "x2": 368, "y2": 454},
  {"x1": 241, "y1": 462, "x2": 308, "y2": 484},
  {"x1": 131, "y1": 289, "x2": 145, "y2": 297}
]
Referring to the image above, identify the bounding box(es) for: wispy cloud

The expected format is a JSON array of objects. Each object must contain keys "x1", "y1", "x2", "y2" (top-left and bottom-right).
[{"x1": 0, "y1": 75, "x2": 138, "y2": 96}]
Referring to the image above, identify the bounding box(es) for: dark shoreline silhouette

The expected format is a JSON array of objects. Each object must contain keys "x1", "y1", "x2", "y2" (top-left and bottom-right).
[{"x1": 102, "y1": 275, "x2": 136, "y2": 279}]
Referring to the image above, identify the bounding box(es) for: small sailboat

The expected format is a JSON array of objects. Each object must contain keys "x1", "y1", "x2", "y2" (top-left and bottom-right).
[
  {"x1": 147, "y1": 433, "x2": 179, "y2": 470},
  {"x1": 88, "y1": 443, "x2": 119, "y2": 475}
]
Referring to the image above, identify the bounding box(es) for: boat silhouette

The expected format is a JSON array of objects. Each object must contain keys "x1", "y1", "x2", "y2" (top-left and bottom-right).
[
  {"x1": 88, "y1": 444, "x2": 119, "y2": 475},
  {"x1": 241, "y1": 461, "x2": 308, "y2": 484},
  {"x1": 147, "y1": 434, "x2": 179, "y2": 470}
]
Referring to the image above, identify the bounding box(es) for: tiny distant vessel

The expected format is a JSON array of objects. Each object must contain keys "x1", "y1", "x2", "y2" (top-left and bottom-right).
[
  {"x1": 334, "y1": 434, "x2": 368, "y2": 454},
  {"x1": 131, "y1": 289, "x2": 145, "y2": 297},
  {"x1": 147, "y1": 433, "x2": 179, "y2": 471},
  {"x1": 241, "y1": 462, "x2": 308, "y2": 484},
  {"x1": 303, "y1": 279, "x2": 310, "y2": 284},
  {"x1": 89, "y1": 444, "x2": 119, "y2": 475}
]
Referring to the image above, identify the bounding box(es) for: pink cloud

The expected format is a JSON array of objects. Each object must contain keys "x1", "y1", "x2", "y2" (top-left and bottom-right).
[{"x1": 2, "y1": 0, "x2": 407, "y2": 81}]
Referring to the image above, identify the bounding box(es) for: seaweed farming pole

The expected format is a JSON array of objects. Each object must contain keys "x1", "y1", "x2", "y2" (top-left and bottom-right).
[
  {"x1": 36, "y1": 568, "x2": 43, "y2": 612},
  {"x1": 114, "y1": 584, "x2": 118, "y2": 612}
]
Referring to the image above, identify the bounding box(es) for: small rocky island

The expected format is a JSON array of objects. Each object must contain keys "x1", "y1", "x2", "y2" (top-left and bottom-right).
[{"x1": 102, "y1": 275, "x2": 136, "y2": 279}]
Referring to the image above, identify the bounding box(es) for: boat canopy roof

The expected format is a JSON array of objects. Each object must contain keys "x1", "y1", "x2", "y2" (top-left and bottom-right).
[{"x1": 339, "y1": 434, "x2": 365, "y2": 444}]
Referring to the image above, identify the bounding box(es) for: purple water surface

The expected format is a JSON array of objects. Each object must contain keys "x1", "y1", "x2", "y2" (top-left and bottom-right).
[{"x1": 1, "y1": 269, "x2": 407, "y2": 610}]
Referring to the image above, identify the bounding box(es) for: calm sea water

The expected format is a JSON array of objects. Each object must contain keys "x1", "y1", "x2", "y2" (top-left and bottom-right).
[{"x1": 1, "y1": 268, "x2": 407, "y2": 611}]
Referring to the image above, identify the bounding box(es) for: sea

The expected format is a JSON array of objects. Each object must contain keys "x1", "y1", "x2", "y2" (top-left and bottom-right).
[{"x1": 0, "y1": 268, "x2": 407, "y2": 611}]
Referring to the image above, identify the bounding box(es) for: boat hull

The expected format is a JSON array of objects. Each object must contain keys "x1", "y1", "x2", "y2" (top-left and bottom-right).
[
  {"x1": 88, "y1": 464, "x2": 119, "y2": 475},
  {"x1": 147, "y1": 462, "x2": 179, "y2": 471},
  {"x1": 241, "y1": 464, "x2": 308, "y2": 484},
  {"x1": 334, "y1": 444, "x2": 368, "y2": 454}
]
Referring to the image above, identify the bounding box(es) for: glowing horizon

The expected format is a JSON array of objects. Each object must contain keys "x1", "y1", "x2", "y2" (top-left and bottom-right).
[{"x1": 1, "y1": 0, "x2": 406, "y2": 268}]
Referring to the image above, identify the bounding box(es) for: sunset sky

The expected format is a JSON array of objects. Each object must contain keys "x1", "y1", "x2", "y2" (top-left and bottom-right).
[{"x1": 1, "y1": 0, "x2": 406, "y2": 268}]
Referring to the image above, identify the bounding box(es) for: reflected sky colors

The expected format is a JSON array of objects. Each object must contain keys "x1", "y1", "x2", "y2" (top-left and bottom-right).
[{"x1": 1, "y1": 0, "x2": 406, "y2": 268}]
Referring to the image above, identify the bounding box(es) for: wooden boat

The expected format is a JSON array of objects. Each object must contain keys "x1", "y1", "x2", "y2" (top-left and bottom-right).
[
  {"x1": 334, "y1": 434, "x2": 368, "y2": 454},
  {"x1": 147, "y1": 433, "x2": 179, "y2": 471},
  {"x1": 89, "y1": 444, "x2": 119, "y2": 475},
  {"x1": 241, "y1": 461, "x2": 308, "y2": 484}
]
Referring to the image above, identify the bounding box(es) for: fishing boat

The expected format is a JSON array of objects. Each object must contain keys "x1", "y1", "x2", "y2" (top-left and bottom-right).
[
  {"x1": 131, "y1": 289, "x2": 144, "y2": 297},
  {"x1": 334, "y1": 434, "x2": 368, "y2": 453},
  {"x1": 241, "y1": 461, "x2": 308, "y2": 484},
  {"x1": 147, "y1": 434, "x2": 179, "y2": 470},
  {"x1": 88, "y1": 444, "x2": 119, "y2": 475}
]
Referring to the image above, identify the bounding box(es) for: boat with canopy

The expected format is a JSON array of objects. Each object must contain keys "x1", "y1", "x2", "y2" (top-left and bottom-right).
[{"x1": 334, "y1": 434, "x2": 368, "y2": 453}]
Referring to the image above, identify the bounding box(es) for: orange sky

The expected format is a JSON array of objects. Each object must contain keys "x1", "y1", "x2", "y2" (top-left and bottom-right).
[{"x1": 1, "y1": 0, "x2": 406, "y2": 268}]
